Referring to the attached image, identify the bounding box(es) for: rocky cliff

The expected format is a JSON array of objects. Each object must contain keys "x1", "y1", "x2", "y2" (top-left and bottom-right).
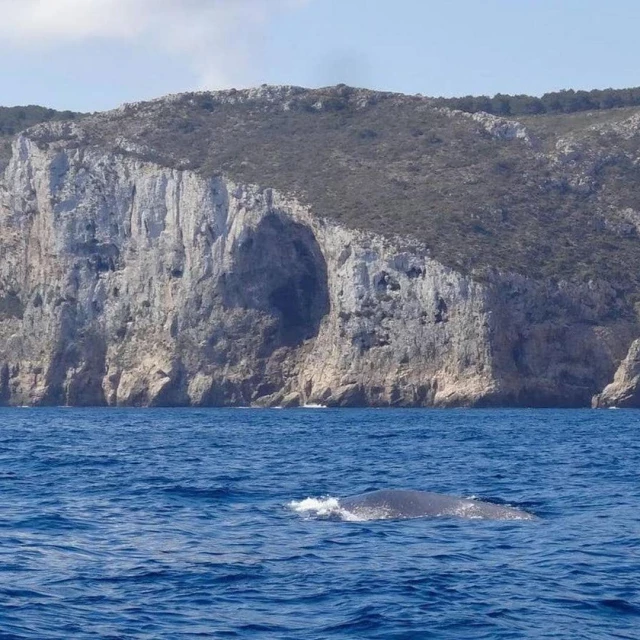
[
  {"x1": 592, "y1": 339, "x2": 640, "y2": 408},
  {"x1": 2, "y1": 86, "x2": 640, "y2": 407}
]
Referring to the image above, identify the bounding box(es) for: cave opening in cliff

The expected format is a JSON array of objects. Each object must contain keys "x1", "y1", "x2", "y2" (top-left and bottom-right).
[{"x1": 224, "y1": 213, "x2": 330, "y2": 349}]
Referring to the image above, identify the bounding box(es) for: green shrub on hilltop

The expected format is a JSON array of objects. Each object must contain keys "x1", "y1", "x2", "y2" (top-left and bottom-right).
[{"x1": 435, "y1": 86, "x2": 640, "y2": 116}]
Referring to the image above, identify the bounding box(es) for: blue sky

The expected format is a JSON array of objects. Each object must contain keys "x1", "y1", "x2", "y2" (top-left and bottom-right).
[{"x1": 1, "y1": 0, "x2": 639, "y2": 112}]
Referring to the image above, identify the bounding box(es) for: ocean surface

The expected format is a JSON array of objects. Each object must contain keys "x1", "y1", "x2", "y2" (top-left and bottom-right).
[{"x1": 0, "y1": 408, "x2": 638, "y2": 639}]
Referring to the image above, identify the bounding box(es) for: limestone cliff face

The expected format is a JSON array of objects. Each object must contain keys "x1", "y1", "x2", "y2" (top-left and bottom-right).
[
  {"x1": 592, "y1": 339, "x2": 640, "y2": 408},
  {"x1": 0, "y1": 131, "x2": 636, "y2": 407}
]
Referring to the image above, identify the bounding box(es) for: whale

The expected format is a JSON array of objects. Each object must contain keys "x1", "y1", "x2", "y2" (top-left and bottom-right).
[{"x1": 335, "y1": 489, "x2": 536, "y2": 521}]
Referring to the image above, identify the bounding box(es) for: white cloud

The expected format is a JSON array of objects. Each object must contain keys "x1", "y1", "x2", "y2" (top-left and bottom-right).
[{"x1": 0, "y1": 0, "x2": 309, "y2": 89}]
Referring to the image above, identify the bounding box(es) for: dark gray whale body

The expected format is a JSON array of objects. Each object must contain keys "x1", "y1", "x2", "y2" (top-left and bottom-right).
[{"x1": 338, "y1": 489, "x2": 535, "y2": 521}]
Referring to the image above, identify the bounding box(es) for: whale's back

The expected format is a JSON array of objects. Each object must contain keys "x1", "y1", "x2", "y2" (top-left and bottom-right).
[{"x1": 338, "y1": 489, "x2": 535, "y2": 521}]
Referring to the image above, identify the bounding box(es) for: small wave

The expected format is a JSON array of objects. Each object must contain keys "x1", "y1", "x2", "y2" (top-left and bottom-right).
[
  {"x1": 599, "y1": 598, "x2": 640, "y2": 615},
  {"x1": 16, "y1": 513, "x2": 94, "y2": 531},
  {"x1": 163, "y1": 485, "x2": 236, "y2": 500},
  {"x1": 366, "y1": 432, "x2": 400, "y2": 440},
  {"x1": 302, "y1": 404, "x2": 326, "y2": 409}
]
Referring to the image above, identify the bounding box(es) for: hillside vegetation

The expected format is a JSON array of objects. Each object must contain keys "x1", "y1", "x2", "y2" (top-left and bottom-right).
[
  {"x1": 14, "y1": 85, "x2": 640, "y2": 293},
  {"x1": 435, "y1": 86, "x2": 640, "y2": 117}
]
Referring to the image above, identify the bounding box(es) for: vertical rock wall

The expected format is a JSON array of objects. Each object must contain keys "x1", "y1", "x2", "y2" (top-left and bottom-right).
[{"x1": 0, "y1": 135, "x2": 635, "y2": 407}]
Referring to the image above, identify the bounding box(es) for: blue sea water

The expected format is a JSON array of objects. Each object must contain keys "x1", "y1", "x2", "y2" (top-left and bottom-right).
[{"x1": 0, "y1": 408, "x2": 638, "y2": 639}]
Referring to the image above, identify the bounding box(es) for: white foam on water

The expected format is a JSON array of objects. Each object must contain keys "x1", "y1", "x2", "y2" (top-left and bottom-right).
[
  {"x1": 288, "y1": 496, "x2": 383, "y2": 522},
  {"x1": 302, "y1": 404, "x2": 326, "y2": 409},
  {"x1": 288, "y1": 496, "x2": 344, "y2": 518},
  {"x1": 289, "y1": 496, "x2": 340, "y2": 513}
]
